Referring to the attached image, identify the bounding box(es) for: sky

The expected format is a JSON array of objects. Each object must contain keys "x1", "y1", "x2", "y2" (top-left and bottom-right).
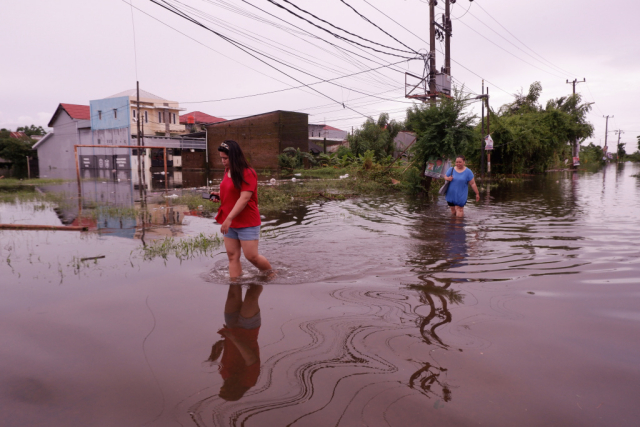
[{"x1": 1, "y1": 0, "x2": 639, "y2": 150}]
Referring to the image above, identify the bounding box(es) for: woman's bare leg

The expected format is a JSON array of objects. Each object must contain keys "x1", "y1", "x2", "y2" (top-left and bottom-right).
[
  {"x1": 240, "y1": 240, "x2": 272, "y2": 271},
  {"x1": 455, "y1": 206, "x2": 465, "y2": 217},
  {"x1": 224, "y1": 237, "x2": 243, "y2": 278},
  {"x1": 449, "y1": 205, "x2": 457, "y2": 215}
]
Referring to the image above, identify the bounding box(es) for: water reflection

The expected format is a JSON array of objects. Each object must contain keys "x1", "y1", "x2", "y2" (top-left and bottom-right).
[{"x1": 212, "y1": 284, "x2": 263, "y2": 402}]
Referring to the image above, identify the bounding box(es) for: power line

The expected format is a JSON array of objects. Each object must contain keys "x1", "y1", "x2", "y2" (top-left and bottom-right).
[
  {"x1": 151, "y1": 0, "x2": 385, "y2": 118},
  {"x1": 473, "y1": 1, "x2": 576, "y2": 77},
  {"x1": 455, "y1": 19, "x2": 565, "y2": 79},
  {"x1": 128, "y1": 0, "x2": 139, "y2": 80},
  {"x1": 338, "y1": 0, "x2": 419, "y2": 54},
  {"x1": 181, "y1": 61, "x2": 408, "y2": 104},
  {"x1": 265, "y1": 0, "x2": 415, "y2": 58}
]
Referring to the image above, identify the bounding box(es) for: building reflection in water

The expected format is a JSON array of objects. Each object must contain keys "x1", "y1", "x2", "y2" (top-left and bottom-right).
[{"x1": 205, "y1": 284, "x2": 263, "y2": 402}]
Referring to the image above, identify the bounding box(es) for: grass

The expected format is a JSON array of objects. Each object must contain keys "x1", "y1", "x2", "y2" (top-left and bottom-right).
[
  {"x1": 140, "y1": 232, "x2": 223, "y2": 262},
  {"x1": 0, "y1": 178, "x2": 68, "y2": 187},
  {"x1": 169, "y1": 192, "x2": 218, "y2": 215}
]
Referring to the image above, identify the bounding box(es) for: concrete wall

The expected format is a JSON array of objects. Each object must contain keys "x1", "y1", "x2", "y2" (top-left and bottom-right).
[
  {"x1": 90, "y1": 96, "x2": 130, "y2": 131},
  {"x1": 206, "y1": 111, "x2": 308, "y2": 170},
  {"x1": 37, "y1": 113, "x2": 90, "y2": 179}
]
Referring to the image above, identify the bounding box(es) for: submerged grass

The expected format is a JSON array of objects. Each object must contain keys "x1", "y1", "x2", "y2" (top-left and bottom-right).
[
  {"x1": 170, "y1": 193, "x2": 218, "y2": 215},
  {"x1": 0, "y1": 178, "x2": 68, "y2": 187},
  {"x1": 140, "y1": 232, "x2": 223, "y2": 262}
]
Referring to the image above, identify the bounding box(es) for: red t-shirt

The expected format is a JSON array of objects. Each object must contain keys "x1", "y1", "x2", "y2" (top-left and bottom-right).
[
  {"x1": 219, "y1": 327, "x2": 260, "y2": 388},
  {"x1": 215, "y1": 168, "x2": 261, "y2": 228}
]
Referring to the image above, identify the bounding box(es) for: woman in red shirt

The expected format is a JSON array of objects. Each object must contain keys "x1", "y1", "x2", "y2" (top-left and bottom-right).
[{"x1": 212, "y1": 140, "x2": 272, "y2": 278}]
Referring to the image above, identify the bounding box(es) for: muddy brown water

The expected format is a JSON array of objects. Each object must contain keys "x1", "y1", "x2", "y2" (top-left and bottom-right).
[{"x1": 1, "y1": 163, "x2": 639, "y2": 426}]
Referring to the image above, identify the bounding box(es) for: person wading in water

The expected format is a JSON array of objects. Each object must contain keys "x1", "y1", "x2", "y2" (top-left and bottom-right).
[
  {"x1": 444, "y1": 155, "x2": 480, "y2": 217},
  {"x1": 211, "y1": 140, "x2": 272, "y2": 278}
]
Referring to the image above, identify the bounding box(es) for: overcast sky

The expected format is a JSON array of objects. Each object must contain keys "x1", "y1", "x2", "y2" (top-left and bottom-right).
[{"x1": 2, "y1": 0, "x2": 638, "y2": 150}]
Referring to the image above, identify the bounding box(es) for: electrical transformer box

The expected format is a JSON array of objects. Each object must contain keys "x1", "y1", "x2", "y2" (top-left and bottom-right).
[{"x1": 436, "y1": 73, "x2": 452, "y2": 95}]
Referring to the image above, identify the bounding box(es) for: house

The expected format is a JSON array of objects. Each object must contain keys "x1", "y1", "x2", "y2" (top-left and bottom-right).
[
  {"x1": 394, "y1": 131, "x2": 416, "y2": 158},
  {"x1": 180, "y1": 111, "x2": 226, "y2": 133},
  {"x1": 33, "y1": 103, "x2": 92, "y2": 178},
  {"x1": 106, "y1": 89, "x2": 186, "y2": 136},
  {"x1": 206, "y1": 110, "x2": 308, "y2": 169},
  {"x1": 308, "y1": 124, "x2": 348, "y2": 153},
  {"x1": 9, "y1": 131, "x2": 30, "y2": 140},
  {"x1": 35, "y1": 90, "x2": 207, "y2": 185}
]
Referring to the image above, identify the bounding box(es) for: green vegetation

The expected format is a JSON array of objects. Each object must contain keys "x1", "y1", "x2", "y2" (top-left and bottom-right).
[
  {"x1": 0, "y1": 178, "x2": 68, "y2": 187},
  {"x1": 348, "y1": 113, "x2": 402, "y2": 159},
  {"x1": 140, "y1": 233, "x2": 223, "y2": 262},
  {"x1": 469, "y1": 82, "x2": 594, "y2": 174},
  {"x1": 171, "y1": 193, "x2": 218, "y2": 215}
]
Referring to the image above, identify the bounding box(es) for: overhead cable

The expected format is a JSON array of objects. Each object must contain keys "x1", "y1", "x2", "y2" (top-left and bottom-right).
[
  {"x1": 337, "y1": 0, "x2": 419, "y2": 54},
  {"x1": 266, "y1": 0, "x2": 415, "y2": 58}
]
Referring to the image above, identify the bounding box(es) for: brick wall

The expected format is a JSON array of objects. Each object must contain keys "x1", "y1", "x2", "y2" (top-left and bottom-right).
[
  {"x1": 181, "y1": 150, "x2": 207, "y2": 169},
  {"x1": 206, "y1": 111, "x2": 308, "y2": 170}
]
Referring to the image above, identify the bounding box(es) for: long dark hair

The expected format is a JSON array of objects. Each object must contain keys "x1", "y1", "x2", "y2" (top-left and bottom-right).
[{"x1": 218, "y1": 140, "x2": 255, "y2": 190}]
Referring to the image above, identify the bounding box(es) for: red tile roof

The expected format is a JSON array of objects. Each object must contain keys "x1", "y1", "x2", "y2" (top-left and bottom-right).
[
  {"x1": 60, "y1": 103, "x2": 91, "y2": 120},
  {"x1": 180, "y1": 111, "x2": 226, "y2": 124},
  {"x1": 323, "y1": 125, "x2": 343, "y2": 131}
]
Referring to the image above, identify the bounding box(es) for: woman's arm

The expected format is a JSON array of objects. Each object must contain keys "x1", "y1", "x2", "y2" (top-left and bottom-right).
[
  {"x1": 469, "y1": 178, "x2": 480, "y2": 201},
  {"x1": 221, "y1": 191, "x2": 253, "y2": 234}
]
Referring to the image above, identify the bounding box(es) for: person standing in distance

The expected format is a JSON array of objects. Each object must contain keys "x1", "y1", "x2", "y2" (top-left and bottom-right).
[
  {"x1": 211, "y1": 140, "x2": 272, "y2": 278},
  {"x1": 444, "y1": 155, "x2": 480, "y2": 217}
]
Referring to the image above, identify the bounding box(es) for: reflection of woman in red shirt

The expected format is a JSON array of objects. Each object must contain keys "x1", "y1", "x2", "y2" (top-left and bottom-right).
[
  {"x1": 211, "y1": 140, "x2": 272, "y2": 278},
  {"x1": 206, "y1": 284, "x2": 262, "y2": 401}
]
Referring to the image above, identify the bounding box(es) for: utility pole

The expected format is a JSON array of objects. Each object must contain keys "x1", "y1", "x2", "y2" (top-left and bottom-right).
[
  {"x1": 480, "y1": 80, "x2": 485, "y2": 178},
  {"x1": 603, "y1": 115, "x2": 613, "y2": 158},
  {"x1": 444, "y1": 0, "x2": 451, "y2": 76},
  {"x1": 615, "y1": 129, "x2": 624, "y2": 162},
  {"x1": 566, "y1": 78, "x2": 586, "y2": 95},
  {"x1": 566, "y1": 78, "x2": 585, "y2": 167},
  {"x1": 486, "y1": 87, "x2": 491, "y2": 174},
  {"x1": 429, "y1": 0, "x2": 436, "y2": 104},
  {"x1": 136, "y1": 81, "x2": 143, "y2": 197}
]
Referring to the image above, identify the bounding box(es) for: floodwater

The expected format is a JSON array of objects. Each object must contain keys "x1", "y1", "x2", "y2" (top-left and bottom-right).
[{"x1": 1, "y1": 163, "x2": 639, "y2": 427}]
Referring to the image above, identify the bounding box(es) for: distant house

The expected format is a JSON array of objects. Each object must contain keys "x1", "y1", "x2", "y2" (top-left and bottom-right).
[
  {"x1": 206, "y1": 110, "x2": 308, "y2": 170},
  {"x1": 308, "y1": 124, "x2": 348, "y2": 153},
  {"x1": 180, "y1": 111, "x2": 226, "y2": 133},
  {"x1": 394, "y1": 131, "x2": 416, "y2": 158},
  {"x1": 9, "y1": 131, "x2": 30, "y2": 140},
  {"x1": 33, "y1": 103, "x2": 92, "y2": 178}
]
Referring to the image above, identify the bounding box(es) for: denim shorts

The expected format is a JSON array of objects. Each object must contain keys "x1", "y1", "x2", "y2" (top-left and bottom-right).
[
  {"x1": 225, "y1": 311, "x2": 262, "y2": 330},
  {"x1": 224, "y1": 225, "x2": 260, "y2": 241}
]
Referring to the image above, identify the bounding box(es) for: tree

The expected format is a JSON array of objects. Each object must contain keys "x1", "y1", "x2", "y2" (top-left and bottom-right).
[
  {"x1": 484, "y1": 82, "x2": 594, "y2": 174},
  {"x1": 405, "y1": 88, "x2": 478, "y2": 190},
  {"x1": 617, "y1": 141, "x2": 626, "y2": 161},
  {"x1": 0, "y1": 137, "x2": 34, "y2": 177},
  {"x1": 16, "y1": 124, "x2": 47, "y2": 136},
  {"x1": 637, "y1": 135, "x2": 640, "y2": 152},
  {"x1": 348, "y1": 113, "x2": 402, "y2": 160}
]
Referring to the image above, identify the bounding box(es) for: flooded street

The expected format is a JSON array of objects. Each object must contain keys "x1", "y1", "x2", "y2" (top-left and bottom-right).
[{"x1": 1, "y1": 163, "x2": 639, "y2": 427}]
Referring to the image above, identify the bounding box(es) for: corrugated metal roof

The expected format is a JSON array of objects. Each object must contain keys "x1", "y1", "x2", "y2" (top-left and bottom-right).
[
  {"x1": 9, "y1": 131, "x2": 29, "y2": 139},
  {"x1": 180, "y1": 111, "x2": 226, "y2": 124},
  {"x1": 107, "y1": 89, "x2": 167, "y2": 101}
]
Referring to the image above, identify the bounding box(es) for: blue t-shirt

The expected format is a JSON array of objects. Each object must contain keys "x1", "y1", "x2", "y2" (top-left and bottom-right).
[{"x1": 445, "y1": 167, "x2": 474, "y2": 207}]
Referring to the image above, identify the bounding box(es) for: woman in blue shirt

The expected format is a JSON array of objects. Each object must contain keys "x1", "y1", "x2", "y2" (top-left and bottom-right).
[{"x1": 444, "y1": 155, "x2": 480, "y2": 217}]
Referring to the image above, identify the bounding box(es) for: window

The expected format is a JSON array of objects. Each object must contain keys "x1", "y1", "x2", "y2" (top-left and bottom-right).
[
  {"x1": 158, "y1": 112, "x2": 162, "y2": 123},
  {"x1": 172, "y1": 113, "x2": 176, "y2": 124},
  {"x1": 98, "y1": 110, "x2": 102, "y2": 120},
  {"x1": 144, "y1": 111, "x2": 148, "y2": 123},
  {"x1": 132, "y1": 109, "x2": 136, "y2": 119},
  {"x1": 113, "y1": 109, "x2": 117, "y2": 119},
  {"x1": 97, "y1": 138, "x2": 101, "y2": 145}
]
